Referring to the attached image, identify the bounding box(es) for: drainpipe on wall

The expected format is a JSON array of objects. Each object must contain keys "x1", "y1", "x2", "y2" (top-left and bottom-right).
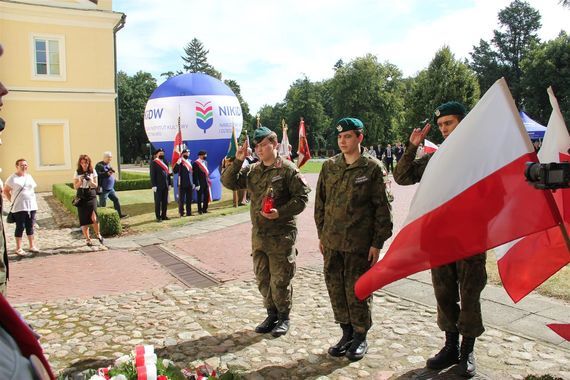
[{"x1": 113, "y1": 13, "x2": 126, "y2": 176}]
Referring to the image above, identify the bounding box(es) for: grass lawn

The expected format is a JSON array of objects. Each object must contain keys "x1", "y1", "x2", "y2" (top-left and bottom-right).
[
  {"x1": 486, "y1": 250, "x2": 570, "y2": 301},
  {"x1": 100, "y1": 186, "x2": 249, "y2": 235},
  {"x1": 300, "y1": 160, "x2": 323, "y2": 174}
]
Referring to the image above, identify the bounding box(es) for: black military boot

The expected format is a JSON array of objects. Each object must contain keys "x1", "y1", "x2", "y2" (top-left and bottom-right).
[
  {"x1": 255, "y1": 309, "x2": 278, "y2": 334},
  {"x1": 426, "y1": 331, "x2": 460, "y2": 370},
  {"x1": 345, "y1": 332, "x2": 368, "y2": 361},
  {"x1": 457, "y1": 336, "x2": 476, "y2": 378},
  {"x1": 271, "y1": 312, "x2": 290, "y2": 337},
  {"x1": 328, "y1": 323, "x2": 353, "y2": 357}
]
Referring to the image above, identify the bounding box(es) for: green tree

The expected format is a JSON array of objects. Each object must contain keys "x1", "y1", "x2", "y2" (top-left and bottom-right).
[
  {"x1": 284, "y1": 76, "x2": 332, "y2": 153},
  {"x1": 181, "y1": 38, "x2": 222, "y2": 79},
  {"x1": 521, "y1": 31, "x2": 570, "y2": 124},
  {"x1": 405, "y1": 47, "x2": 480, "y2": 144},
  {"x1": 469, "y1": 0, "x2": 541, "y2": 107},
  {"x1": 117, "y1": 71, "x2": 157, "y2": 163},
  {"x1": 330, "y1": 54, "x2": 405, "y2": 146}
]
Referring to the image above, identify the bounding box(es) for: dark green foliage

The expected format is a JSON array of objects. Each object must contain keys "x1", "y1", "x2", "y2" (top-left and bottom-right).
[
  {"x1": 120, "y1": 171, "x2": 149, "y2": 180},
  {"x1": 118, "y1": 71, "x2": 157, "y2": 163},
  {"x1": 114, "y1": 179, "x2": 152, "y2": 191},
  {"x1": 182, "y1": 38, "x2": 221, "y2": 79},
  {"x1": 521, "y1": 31, "x2": 570, "y2": 125}
]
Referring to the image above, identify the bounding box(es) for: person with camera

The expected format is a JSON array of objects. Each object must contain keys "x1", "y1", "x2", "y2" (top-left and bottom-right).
[
  {"x1": 393, "y1": 101, "x2": 486, "y2": 378},
  {"x1": 73, "y1": 154, "x2": 103, "y2": 246},
  {"x1": 95, "y1": 151, "x2": 127, "y2": 218},
  {"x1": 3, "y1": 159, "x2": 39, "y2": 257},
  {"x1": 150, "y1": 148, "x2": 172, "y2": 222}
]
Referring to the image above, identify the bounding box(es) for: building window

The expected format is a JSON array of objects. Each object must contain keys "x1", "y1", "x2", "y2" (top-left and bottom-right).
[
  {"x1": 33, "y1": 120, "x2": 71, "y2": 170},
  {"x1": 31, "y1": 35, "x2": 66, "y2": 80}
]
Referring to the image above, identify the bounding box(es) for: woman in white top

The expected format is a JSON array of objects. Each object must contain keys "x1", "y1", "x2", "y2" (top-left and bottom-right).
[
  {"x1": 73, "y1": 154, "x2": 103, "y2": 246},
  {"x1": 3, "y1": 159, "x2": 39, "y2": 256}
]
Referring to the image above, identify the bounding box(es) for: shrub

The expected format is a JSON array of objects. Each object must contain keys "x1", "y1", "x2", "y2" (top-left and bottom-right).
[
  {"x1": 120, "y1": 171, "x2": 149, "y2": 180},
  {"x1": 115, "y1": 178, "x2": 151, "y2": 191},
  {"x1": 52, "y1": 183, "x2": 122, "y2": 236}
]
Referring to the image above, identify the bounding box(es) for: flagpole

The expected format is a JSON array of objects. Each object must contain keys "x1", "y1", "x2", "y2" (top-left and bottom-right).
[
  {"x1": 544, "y1": 188, "x2": 570, "y2": 252},
  {"x1": 256, "y1": 114, "x2": 260, "y2": 129}
]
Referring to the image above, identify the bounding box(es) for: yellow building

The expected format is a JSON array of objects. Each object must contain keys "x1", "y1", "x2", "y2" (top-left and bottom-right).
[{"x1": 0, "y1": 0, "x2": 125, "y2": 191}]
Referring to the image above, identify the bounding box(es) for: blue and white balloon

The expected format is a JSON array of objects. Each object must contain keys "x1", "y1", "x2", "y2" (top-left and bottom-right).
[{"x1": 144, "y1": 73, "x2": 243, "y2": 200}]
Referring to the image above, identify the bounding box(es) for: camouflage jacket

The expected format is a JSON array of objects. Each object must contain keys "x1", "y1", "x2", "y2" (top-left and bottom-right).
[
  {"x1": 221, "y1": 155, "x2": 311, "y2": 236},
  {"x1": 315, "y1": 151, "x2": 393, "y2": 253},
  {"x1": 393, "y1": 144, "x2": 432, "y2": 185}
]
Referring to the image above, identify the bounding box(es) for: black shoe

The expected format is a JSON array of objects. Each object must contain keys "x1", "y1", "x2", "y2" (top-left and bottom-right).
[
  {"x1": 255, "y1": 310, "x2": 278, "y2": 333},
  {"x1": 345, "y1": 332, "x2": 368, "y2": 361},
  {"x1": 456, "y1": 337, "x2": 476, "y2": 378},
  {"x1": 426, "y1": 331, "x2": 460, "y2": 370},
  {"x1": 271, "y1": 313, "x2": 290, "y2": 337},
  {"x1": 120, "y1": 214, "x2": 128, "y2": 218},
  {"x1": 162, "y1": 216, "x2": 170, "y2": 221},
  {"x1": 328, "y1": 323, "x2": 353, "y2": 357},
  {"x1": 156, "y1": 218, "x2": 162, "y2": 223}
]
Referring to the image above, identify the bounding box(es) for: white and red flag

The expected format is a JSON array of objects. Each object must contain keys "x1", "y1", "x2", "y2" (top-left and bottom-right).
[
  {"x1": 297, "y1": 118, "x2": 311, "y2": 168},
  {"x1": 355, "y1": 78, "x2": 559, "y2": 300},
  {"x1": 494, "y1": 87, "x2": 570, "y2": 303},
  {"x1": 171, "y1": 111, "x2": 185, "y2": 164},
  {"x1": 278, "y1": 121, "x2": 291, "y2": 160},
  {"x1": 424, "y1": 139, "x2": 439, "y2": 154}
]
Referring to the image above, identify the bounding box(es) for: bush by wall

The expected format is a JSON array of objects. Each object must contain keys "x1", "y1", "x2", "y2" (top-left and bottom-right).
[
  {"x1": 52, "y1": 183, "x2": 122, "y2": 236},
  {"x1": 114, "y1": 178, "x2": 151, "y2": 191},
  {"x1": 120, "y1": 171, "x2": 149, "y2": 180}
]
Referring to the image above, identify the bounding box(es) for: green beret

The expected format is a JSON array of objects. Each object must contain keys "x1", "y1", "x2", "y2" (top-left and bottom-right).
[
  {"x1": 433, "y1": 101, "x2": 467, "y2": 123},
  {"x1": 253, "y1": 126, "x2": 272, "y2": 144},
  {"x1": 335, "y1": 117, "x2": 364, "y2": 135}
]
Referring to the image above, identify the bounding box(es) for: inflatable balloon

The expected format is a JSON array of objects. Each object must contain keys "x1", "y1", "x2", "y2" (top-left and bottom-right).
[{"x1": 144, "y1": 73, "x2": 243, "y2": 200}]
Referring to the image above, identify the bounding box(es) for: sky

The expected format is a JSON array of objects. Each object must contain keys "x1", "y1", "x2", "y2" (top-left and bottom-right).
[{"x1": 113, "y1": 0, "x2": 569, "y2": 114}]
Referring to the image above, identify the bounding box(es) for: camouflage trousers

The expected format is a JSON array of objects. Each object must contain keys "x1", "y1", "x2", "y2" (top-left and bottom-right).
[
  {"x1": 323, "y1": 248, "x2": 372, "y2": 333},
  {"x1": 252, "y1": 231, "x2": 297, "y2": 315},
  {"x1": 432, "y1": 253, "x2": 487, "y2": 338}
]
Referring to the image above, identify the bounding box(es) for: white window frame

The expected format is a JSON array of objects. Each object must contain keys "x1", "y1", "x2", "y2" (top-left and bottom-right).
[
  {"x1": 33, "y1": 119, "x2": 72, "y2": 171},
  {"x1": 30, "y1": 33, "x2": 66, "y2": 81}
]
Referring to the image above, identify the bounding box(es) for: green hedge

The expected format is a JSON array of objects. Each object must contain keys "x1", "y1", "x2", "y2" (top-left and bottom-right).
[
  {"x1": 115, "y1": 178, "x2": 151, "y2": 191},
  {"x1": 52, "y1": 183, "x2": 122, "y2": 236},
  {"x1": 120, "y1": 171, "x2": 149, "y2": 180}
]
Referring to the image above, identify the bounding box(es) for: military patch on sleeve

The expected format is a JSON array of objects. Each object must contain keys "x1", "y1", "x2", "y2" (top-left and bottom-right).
[
  {"x1": 271, "y1": 175, "x2": 283, "y2": 182},
  {"x1": 355, "y1": 175, "x2": 369, "y2": 184}
]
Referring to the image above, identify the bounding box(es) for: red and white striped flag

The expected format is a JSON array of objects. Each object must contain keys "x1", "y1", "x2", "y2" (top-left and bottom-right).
[
  {"x1": 278, "y1": 124, "x2": 291, "y2": 160},
  {"x1": 494, "y1": 87, "x2": 570, "y2": 303},
  {"x1": 297, "y1": 118, "x2": 311, "y2": 168},
  {"x1": 171, "y1": 112, "x2": 184, "y2": 164},
  {"x1": 424, "y1": 139, "x2": 439, "y2": 154},
  {"x1": 355, "y1": 78, "x2": 559, "y2": 300}
]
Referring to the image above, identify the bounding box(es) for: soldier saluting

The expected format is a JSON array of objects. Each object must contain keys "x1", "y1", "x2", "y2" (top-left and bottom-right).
[
  {"x1": 393, "y1": 102, "x2": 486, "y2": 378},
  {"x1": 221, "y1": 126, "x2": 311, "y2": 337},
  {"x1": 315, "y1": 118, "x2": 393, "y2": 361}
]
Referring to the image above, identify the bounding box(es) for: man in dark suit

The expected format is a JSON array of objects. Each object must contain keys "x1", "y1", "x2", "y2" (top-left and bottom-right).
[
  {"x1": 383, "y1": 144, "x2": 394, "y2": 173},
  {"x1": 193, "y1": 150, "x2": 210, "y2": 214},
  {"x1": 149, "y1": 148, "x2": 171, "y2": 222},
  {"x1": 172, "y1": 149, "x2": 195, "y2": 217}
]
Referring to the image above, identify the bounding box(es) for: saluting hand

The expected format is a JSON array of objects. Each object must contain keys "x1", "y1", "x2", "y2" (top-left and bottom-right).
[
  {"x1": 409, "y1": 123, "x2": 431, "y2": 147},
  {"x1": 236, "y1": 139, "x2": 249, "y2": 161}
]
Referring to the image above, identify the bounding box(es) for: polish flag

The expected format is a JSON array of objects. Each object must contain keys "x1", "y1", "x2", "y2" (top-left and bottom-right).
[
  {"x1": 494, "y1": 87, "x2": 570, "y2": 303},
  {"x1": 297, "y1": 118, "x2": 311, "y2": 168},
  {"x1": 354, "y1": 78, "x2": 559, "y2": 300},
  {"x1": 424, "y1": 139, "x2": 439, "y2": 154},
  {"x1": 171, "y1": 113, "x2": 184, "y2": 165},
  {"x1": 548, "y1": 324, "x2": 570, "y2": 341}
]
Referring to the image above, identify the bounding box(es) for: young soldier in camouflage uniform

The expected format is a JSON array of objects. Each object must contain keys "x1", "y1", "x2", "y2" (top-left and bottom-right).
[
  {"x1": 221, "y1": 126, "x2": 311, "y2": 337},
  {"x1": 315, "y1": 118, "x2": 393, "y2": 361},
  {"x1": 393, "y1": 102, "x2": 486, "y2": 378}
]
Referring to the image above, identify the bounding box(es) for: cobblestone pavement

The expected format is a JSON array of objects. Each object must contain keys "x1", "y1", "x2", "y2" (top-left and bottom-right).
[
  {"x1": 4, "y1": 192, "x2": 106, "y2": 260},
  {"x1": 17, "y1": 268, "x2": 570, "y2": 379}
]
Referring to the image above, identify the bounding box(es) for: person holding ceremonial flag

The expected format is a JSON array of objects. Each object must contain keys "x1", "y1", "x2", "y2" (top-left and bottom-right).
[
  {"x1": 150, "y1": 148, "x2": 172, "y2": 222},
  {"x1": 172, "y1": 149, "x2": 195, "y2": 217},
  {"x1": 393, "y1": 101, "x2": 485, "y2": 377},
  {"x1": 193, "y1": 150, "x2": 211, "y2": 214}
]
